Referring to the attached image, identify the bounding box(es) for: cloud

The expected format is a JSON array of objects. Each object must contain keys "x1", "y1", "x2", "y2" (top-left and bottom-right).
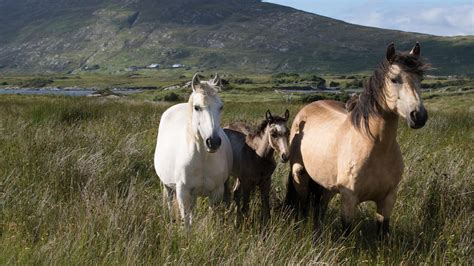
[
  {"x1": 264, "y1": 0, "x2": 474, "y2": 36},
  {"x1": 339, "y1": 4, "x2": 474, "y2": 36}
]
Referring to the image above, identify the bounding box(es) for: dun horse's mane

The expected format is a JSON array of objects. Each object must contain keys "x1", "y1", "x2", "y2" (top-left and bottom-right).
[{"x1": 347, "y1": 52, "x2": 428, "y2": 137}]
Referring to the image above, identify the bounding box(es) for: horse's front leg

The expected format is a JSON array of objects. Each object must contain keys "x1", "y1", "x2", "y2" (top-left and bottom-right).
[
  {"x1": 340, "y1": 187, "x2": 358, "y2": 237},
  {"x1": 376, "y1": 189, "x2": 397, "y2": 239},
  {"x1": 176, "y1": 183, "x2": 195, "y2": 230},
  {"x1": 259, "y1": 177, "x2": 271, "y2": 224},
  {"x1": 209, "y1": 184, "x2": 224, "y2": 208}
]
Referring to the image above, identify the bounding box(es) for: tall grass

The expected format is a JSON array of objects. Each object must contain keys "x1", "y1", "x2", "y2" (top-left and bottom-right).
[{"x1": 0, "y1": 95, "x2": 472, "y2": 264}]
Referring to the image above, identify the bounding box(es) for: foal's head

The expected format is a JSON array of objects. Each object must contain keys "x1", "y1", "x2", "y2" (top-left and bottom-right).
[
  {"x1": 189, "y1": 73, "x2": 224, "y2": 153},
  {"x1": 264, "y1": 110, "x2": 290, "y2": 163},
  {"x1": 384, "y1": 42, "x2": 429, "y2": 129}
]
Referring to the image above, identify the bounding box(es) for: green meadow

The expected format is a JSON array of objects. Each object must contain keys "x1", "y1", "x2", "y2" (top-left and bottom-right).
[{"x1": 0, "y1": 88, "x2": 472, "y2": 264}]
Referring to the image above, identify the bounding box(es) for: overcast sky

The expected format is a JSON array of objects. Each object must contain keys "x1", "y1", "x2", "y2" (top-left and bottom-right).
[{"x1": 264, "y1": 0, "x2": 474, "y2": 36}]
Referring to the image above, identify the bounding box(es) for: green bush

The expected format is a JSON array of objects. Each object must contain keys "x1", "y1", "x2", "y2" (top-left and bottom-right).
[
  {"x1": 19, "y1": 78, "x2": 54, "y2": 88},
  {"x1": 154, "y1": 92, "x2": 183, "y2": 102},
  {"x1": 300, "y1": 94, "x2": 327, "y2": 103},
  {"x1": 329, "y1": 81, "x2": 340, "y2": 87}
]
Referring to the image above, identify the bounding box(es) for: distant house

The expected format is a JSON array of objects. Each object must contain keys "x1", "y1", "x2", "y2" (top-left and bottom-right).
[
  {"x1": 172, "y1": 63, "x2": 184, "y2": 68},
  {"x1": 147, "y1": 63, "x2": 160, "y2": 69}
]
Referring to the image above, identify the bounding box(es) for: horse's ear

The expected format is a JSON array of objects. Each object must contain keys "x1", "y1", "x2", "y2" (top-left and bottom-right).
[
  {"x1": 410, "y1": 42, "x2": 421, "y2": 57},
  {"x1": 212, "y1": 73, "x2": 222, "y2": 88},
  {"x1": 284, "y1": 109, "x2": 290, "y2": 121},
  {"x1": 191, "y1": 73, "x2": 200, "y2": 92},
  {"x1": 386, "y1": 43, "x2": 396, "y2": 63},
  {"x1": 265, "y1": 110, "x2": 273, "y2": 122}
]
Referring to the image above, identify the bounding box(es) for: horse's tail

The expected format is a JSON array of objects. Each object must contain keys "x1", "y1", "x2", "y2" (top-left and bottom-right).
[{"x1": 284, "y1": 168, "x2": 298, "y2": 213}]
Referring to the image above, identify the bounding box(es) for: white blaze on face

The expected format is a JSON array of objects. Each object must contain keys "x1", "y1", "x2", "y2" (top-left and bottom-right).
[
  {"x1": 269, "y1": 123, "x2": 290, "y2": 157},
  {"x1": 386, "y1": 64, "x2": 423, "y2": 119}
]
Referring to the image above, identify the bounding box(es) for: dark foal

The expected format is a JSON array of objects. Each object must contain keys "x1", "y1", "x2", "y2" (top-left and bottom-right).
[{"x1": 224, "y1": 110, "x2": 290, "y2": 223}]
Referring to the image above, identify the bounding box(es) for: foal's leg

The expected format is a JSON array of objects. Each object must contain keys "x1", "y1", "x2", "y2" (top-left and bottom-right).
[
  {"x1": 340, "y1": 187, "x2": 358, "y2": 237},
  {"x1": 259, "y1": 177, "x2": 271, "y2": 224},
  {"x1": 176, "y1": 183, "x2": 195, "y2": 230},
  {"x1": 233, "y1": 178, "x2": 242, "y2": 213},
  {"x1": 241, "y1": 181, "x2": 253, "y2": 218},
  {"x1": 376, "y1": 189, "x2": 397, "y2": 238}
]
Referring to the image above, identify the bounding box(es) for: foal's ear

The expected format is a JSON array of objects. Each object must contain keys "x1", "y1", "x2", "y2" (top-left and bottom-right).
[
  {"x1": 410, "y1": 42, "x2": 421, "y2": 57},
  {"x1": 283, "y1": 109, "x2": 290, "y2": 121},
  {"x1": 265, "y1": 110, "x2": 273, "y2": 122},
  {"x1": 386, "y1": 43, "x2": 396, "y2": 63},
  {"x1": 191, "y1": 73, "x2": 201, "y2": 92}
]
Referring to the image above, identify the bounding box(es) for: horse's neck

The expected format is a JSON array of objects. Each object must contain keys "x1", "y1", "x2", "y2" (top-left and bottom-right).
[
  {"x1": 248, "y1": 130, "x2": 274, "y2": 160},
  {"x1": 368, "y1": 113, "x2": 399, "y2": 147}
]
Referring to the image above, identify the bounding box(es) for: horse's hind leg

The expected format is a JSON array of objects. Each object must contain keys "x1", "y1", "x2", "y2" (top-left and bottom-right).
[
  {"x1": 290, "y1": 163, "x2": 310, "y2": 220},
  {"x1": 163, "y1": 184, "x2": 176, "y2": 222},
  {"x1": 309, "y1": 180, "x2": 333, "y2": 240},
  {"x1": 376, "y1": 189, "x2": 396, "y2": 239}
]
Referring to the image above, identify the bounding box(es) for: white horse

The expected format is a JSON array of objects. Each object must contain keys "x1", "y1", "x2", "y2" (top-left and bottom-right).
[{"x1": 154, "y1": 73, "x2": 233, "y2": 228}]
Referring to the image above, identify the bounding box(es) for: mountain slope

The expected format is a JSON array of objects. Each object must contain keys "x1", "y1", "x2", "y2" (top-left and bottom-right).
[{"x1": 0, "y1": 0, "x2": 472, "y2": 75}]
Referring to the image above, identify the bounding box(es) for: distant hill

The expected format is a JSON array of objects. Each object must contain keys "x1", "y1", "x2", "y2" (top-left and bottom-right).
[{"x1": 0, "y1": 0, "x2": 473, "y2": 75}]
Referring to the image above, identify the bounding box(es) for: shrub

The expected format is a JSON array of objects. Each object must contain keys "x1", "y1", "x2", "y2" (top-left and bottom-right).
[
  {"x1": 300, "y1": 94, "x2": 326, "y2": 103},
  {"x1": 345, "y1": 79, "x2": 363, "y2": 89},
  {"x1": 329, "y1": 81, "x2": 340, "y2": 87},
  {"x1": 154, "y1": 92, "x2": 182, "y2": 102},
  {"x1": 19, "y1": 78, "x2": 54, "y2": 88},
  {"x1": 232, "y1": 77, "x2": 253, "y2": 84}
]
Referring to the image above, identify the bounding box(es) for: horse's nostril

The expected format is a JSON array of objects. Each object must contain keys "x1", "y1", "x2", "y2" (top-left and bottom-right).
[
  {"x1": 410, "y1": 110, "x2": 417, "y2": 121},
  {"x1": 206, "y1": 136, "x2": 221, "y2": 150}
]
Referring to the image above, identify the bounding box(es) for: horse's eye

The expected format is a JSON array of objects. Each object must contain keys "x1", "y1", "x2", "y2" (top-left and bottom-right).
[
  {"x1": 391, "y1": 78, "x2": 401, "y2": 84},
  {"x1": 194, "y1": 105, "x2": 201, "y2": 111},
  {"x1": 271, "y1": 132, "x2": 277, "y2": 138}
]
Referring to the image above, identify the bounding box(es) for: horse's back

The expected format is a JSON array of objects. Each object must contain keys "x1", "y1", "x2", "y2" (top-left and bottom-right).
[
  {"x1": 154, "y1": 103, "x2": 189, "y2": 185},
  {"x1": 225, "y1": 122, "x2": 252, "y2": 135}
]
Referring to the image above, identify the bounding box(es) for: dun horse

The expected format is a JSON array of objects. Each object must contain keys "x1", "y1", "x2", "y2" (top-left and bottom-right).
[
  {"x1": 154, "y1": 73, "x2": 233, "y2": 228},
  {"x1": 224, "y1": 110, "x2": 290, "y2": 222},
  {"x1": 286, "y1": 43, "x2": 428, "y2": 237}
]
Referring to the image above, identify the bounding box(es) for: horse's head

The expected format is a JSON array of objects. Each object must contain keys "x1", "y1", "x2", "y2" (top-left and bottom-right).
[
  {"x1": 189, "y1": 73, "x2": 224, "y2": 153},
  {"x1": 265, "y1": 109, "x2": 290, "y2": 163},
  {"x1": 384, "y1": 42, "x2": 428, "y2": 129}
]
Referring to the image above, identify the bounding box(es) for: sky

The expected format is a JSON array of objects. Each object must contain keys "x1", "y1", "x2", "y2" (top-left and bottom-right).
[{"x1": 264, "y1": 0, "x2": 474, "y2": 36}]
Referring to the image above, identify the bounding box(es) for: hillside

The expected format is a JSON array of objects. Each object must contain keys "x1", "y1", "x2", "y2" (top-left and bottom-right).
[{"x1": 0, "y1": 0, "x2": 473, "y2": 75}]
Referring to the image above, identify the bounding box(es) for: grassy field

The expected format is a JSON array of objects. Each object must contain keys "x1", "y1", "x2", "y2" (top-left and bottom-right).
[{"x1": 0, "y1": 92, "x2": 472, "y2": 264}]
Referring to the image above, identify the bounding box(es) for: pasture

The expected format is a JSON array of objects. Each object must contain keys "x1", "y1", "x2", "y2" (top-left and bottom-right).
[{"x1": 0, "y1": 92, "x2": 472, "y2": 264}]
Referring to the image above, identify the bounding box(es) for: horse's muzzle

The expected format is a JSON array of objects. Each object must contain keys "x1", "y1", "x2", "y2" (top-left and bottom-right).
[
  {"x1": 408, "y1": 106, "x2": 428, "y2": 129},
  {"x1": 281, "y1": 153, "x2": 289, "y2": 163},
  {"x1": 206, "y1": 136, "x2": 221, "y2": 153}
]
